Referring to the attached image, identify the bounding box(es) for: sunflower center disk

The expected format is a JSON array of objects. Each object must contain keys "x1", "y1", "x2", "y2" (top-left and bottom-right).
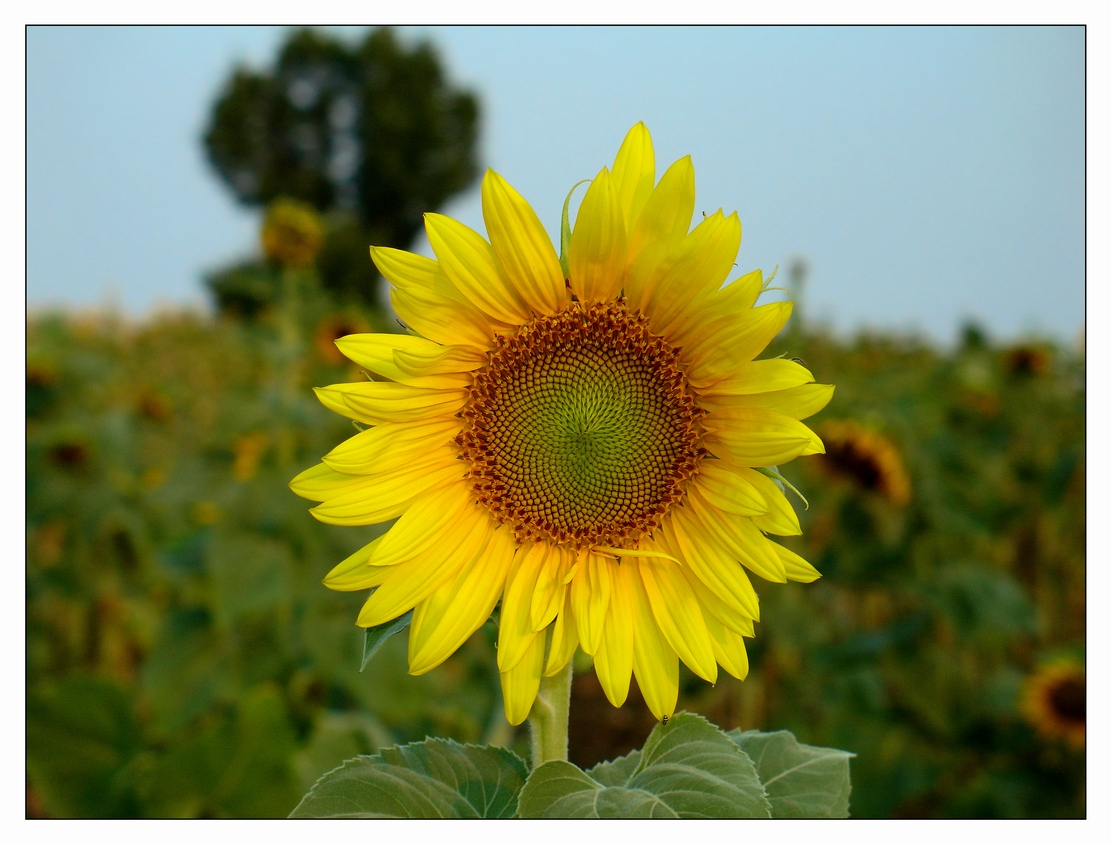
[{"x1": 458, "y1": 301, "x2": 705, "y2": 550}]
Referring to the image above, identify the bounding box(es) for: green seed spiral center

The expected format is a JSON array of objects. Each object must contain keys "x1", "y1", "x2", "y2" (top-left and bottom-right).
[{"x1": 458, "y1": 301, "x2": 704, "y2": 549}]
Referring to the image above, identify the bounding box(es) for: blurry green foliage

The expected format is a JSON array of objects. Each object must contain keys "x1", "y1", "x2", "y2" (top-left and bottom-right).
[
  {"x1": 26, "y1": 299, "x2": 1084, "y2": 818},
  {"x1": 205, "y1": 260, "x2": 281, "y2": 320},
  {"x1": 203, "y1": 27, "x2": 480, "y2": 309}
]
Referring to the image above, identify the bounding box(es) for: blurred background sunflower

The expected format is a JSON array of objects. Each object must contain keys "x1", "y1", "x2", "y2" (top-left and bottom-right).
[
  {"x1": 26, "y1": 25, "x2": 1085, "y2": 819},
  {"x1": 1022, "y1": 660, "x2": 1085, "y2": 750}
]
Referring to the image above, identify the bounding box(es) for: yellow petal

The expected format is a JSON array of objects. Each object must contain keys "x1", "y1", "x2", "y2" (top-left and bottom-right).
[
  {"x1": 711, "y1": 383, "x2": 835, "y2": 421},
  {"x1": 425, "y1": 212, "x2": 531, "y2": 325},
  {"x1": 700, "y1": 358, "x2": 816, "y2": 400},
  {"x1": 680, "y1": 565, "x2": 756, "y2": 637},
  {"x1": 321, "y1": 419, "x2": 460, "y2": 475},
  {"x1": 569, "y1": 167, "x2": 627, "y2": 303},
  {"x1": 390, "y1": 285, "x2": 494, "y2": 350},
  {"x1": 317, "y1": 381, "x2": 467, "y2": 426},
  {"x1": 407, "y1": 524, "x2": 516, "y2": 675},
  {"x1": 597, "y1": 546, "x2": 680, "y2": 563},
  {"x1": 334, "y1": 333, "x2": 440, "y2": 381},
  {"x1": 309, "y1": 455, "x2": 463, "y2": 526},
  {"x1": 297, "y1": 450, "x2": 458, "y2": 513},
  {"x1": 643, "y1": 210, "x2": 741, "y2": 340},
  {"x1": 686, "y1": 490, "x2": 787, "y2": 583},
  {"x1": 393, "y1": 344, "x2": 487, "y2": 379},
  {"x1": 570, "y1": 552, "x2": 613, "y2": 656},
  {"x1": 312, "y1": 385, "x2": 365, "y2": 421},
  {"x1": 333, "y1": 333, "x2": 483, "y2": 388},
  {"x1": 638, "y1": 559, "x2": 717, "y2": 683},
  {"x1": 768, "y1": 541, "x2": 823, "y2": 583},
  {"x1": 322, "y1": 536, "x2": 389, "y2": 592},
  {"x1": 369, "y1": 483, "x2": 474, "y2": 567},
  {"x1": 611, "y1": 122, "x2": 656, "y2": 233},
  {"x1": 369, "y1": 246, "x2": 444, "y2": 292},
  {"x1": 703, "y1": 407, "x2": 822, "y2": 467},
  {"x1": 736, "y1": 467, "x2": 802, "y2": 536},
  {"x1": 356, "y1": 504, "x2": 490, "y2": 628},
  {"x1": 544, "y1": 595, "x2": 580, "y2": 677},
  {"x1": 371, "y1": 246, "x2": 496, "y2": 350},
  {"x1": 289, "y1": 462, "x2": 364, "y2": 502},
  {"x1": 500, "y1": 627, "x2": 547, "y2": 726},
  {"x1": 716, "y1": 268, "x2": 765, "y2": 312},
  {"x1": 662, "y1": 510, "x2": 760, "y2": 621},
  {"x1": 692, "y1": 459, "x2": 769, "y2": 517},
  {"x1": 625, "y1": 156, "x2": 695, "y2": 311},
  {"x1": 482, "y1": 169, "x2": 567, "y2": 315},
  {"x1": 530, "y1": 544, "x2": 571, "y2": 632},
  {"x1": 704, "y1": 610, "x2": 750, "y2": 681},
  {"x1": 497, "y1": 543, "x2": 546, "y2": 672},
  {"x1": 684, "y1": 301, "x2": 794, "y2": 388},
  {"x1": 628, "y1": 566, "x2": 678, "y2": 723},
  {"x1": 593, "y1": 562, "x2": 636, "y2": 707}
]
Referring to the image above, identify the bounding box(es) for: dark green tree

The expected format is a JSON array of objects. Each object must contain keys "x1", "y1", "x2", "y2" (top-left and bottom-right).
[{"x1": 204, "y1": 27, "x2": 481, "y2": 309}]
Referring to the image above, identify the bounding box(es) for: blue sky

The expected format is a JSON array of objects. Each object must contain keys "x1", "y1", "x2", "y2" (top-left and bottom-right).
[{"x1": 27, "y1": 25, "x2": 1084, "y2": 345}]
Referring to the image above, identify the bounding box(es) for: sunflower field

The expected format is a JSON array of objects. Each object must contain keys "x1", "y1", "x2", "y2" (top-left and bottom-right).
[{"x1": 25, "y1": 234, "x2": 1085, "y2": 816}]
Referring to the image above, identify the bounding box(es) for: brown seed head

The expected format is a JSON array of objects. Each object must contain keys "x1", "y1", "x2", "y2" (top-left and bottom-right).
[{"x1": 457, "y1": 300, "x2": 706, "y2": 550}]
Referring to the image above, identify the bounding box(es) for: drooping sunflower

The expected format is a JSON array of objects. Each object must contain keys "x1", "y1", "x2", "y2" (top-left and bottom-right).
[
  {"x1": 314, "y1": 312, "x2": 371, "y2": 365},
  {"x1": 291, "y1": 124, "x2": 833, "y2": 725},
  {"x1": 1003, "y1": 344, "x2": 1052, "y2": 378},
  {"x1": 813, "y1": 420, "x2": 910, "y2": 507}
]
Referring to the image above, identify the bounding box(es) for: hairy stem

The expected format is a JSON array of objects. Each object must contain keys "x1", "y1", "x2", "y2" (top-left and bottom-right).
[{"x1": 528, "y1": 660, "x2": 573, "y2": 769}]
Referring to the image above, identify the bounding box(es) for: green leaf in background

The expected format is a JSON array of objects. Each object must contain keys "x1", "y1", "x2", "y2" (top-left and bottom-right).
[
  {"x1": 140, "y1": 607, "x2": 235, "y2": 735},
  {"x1": 137, "y1": 682, "x2": 303, "y2": 818},
  {"x1": 26, "y1": 676, "x2": 143, "y2": 818},
  {"x1": 360, "y1": 609, "x2": 412, "y2": 671},
  {"x1": 289, "y1": 739, "x2": 528, "y2": 818},
  {"x1": 728, "y1": 729, "x2": 854, "y2": 818},
  {"x1": 209, "y1": 531, "x2": 293, "y2": 622},
  {"x1": 518, "y1": 712, "x2": 772, "y2": 818}
]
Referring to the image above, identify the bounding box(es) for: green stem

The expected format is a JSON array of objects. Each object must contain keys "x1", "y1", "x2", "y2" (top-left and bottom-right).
[
  {"x1": 277, "y1": 266, "x2": 303, "y2": 404},
  {"x1": 528, "y1": 660, "x2": 573, "y2": 769}
]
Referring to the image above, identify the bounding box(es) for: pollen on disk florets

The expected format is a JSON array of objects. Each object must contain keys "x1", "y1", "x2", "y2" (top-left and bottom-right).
[{"x1": 457, "y1": 300, "x2": 707, "y2": 550}]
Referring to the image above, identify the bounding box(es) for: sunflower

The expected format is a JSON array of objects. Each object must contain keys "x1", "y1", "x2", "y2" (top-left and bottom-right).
[
  {"x1": 314, "y1": 312, "x2": 371, "y2": 365},
  {"x1": 262, "y1": 198, "x2": 324, "y2": 269},
  {"x1": 813, "y1": 420, "x2": 910, "y2": 507},
  {"x1": 1003, "y1": 344, "x2": 1052, "y2": 378},
  {"x1": 1022, "y1": 660, "x2": 1085, "y2": 750},
  {"x1": 291, "y1": 124, "x2": 833, "y2": 725},
  {"x1": 233, "y1": 431, "x2": 270, "y2": 482}
]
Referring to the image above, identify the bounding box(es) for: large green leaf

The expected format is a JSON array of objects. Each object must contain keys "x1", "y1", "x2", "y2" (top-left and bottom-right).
[
  {"x1": 293, "y1": 711, "x2": 394, "y2": 793},
  {"x1": 518, "y1": 761, "x2": 679, "y2": 818},
  {"x1": 728, "y1": 729, "x2": 854, "y2": 818},
  {"x1": 587, "y1": 749, "x2": 642, "y2": 787},
  {"x1": 518, "y1": 712, "x2": 771, "y2": 818},
  {"x1": 289, "y1": 739, "x2": 528, "y2": 818}
]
